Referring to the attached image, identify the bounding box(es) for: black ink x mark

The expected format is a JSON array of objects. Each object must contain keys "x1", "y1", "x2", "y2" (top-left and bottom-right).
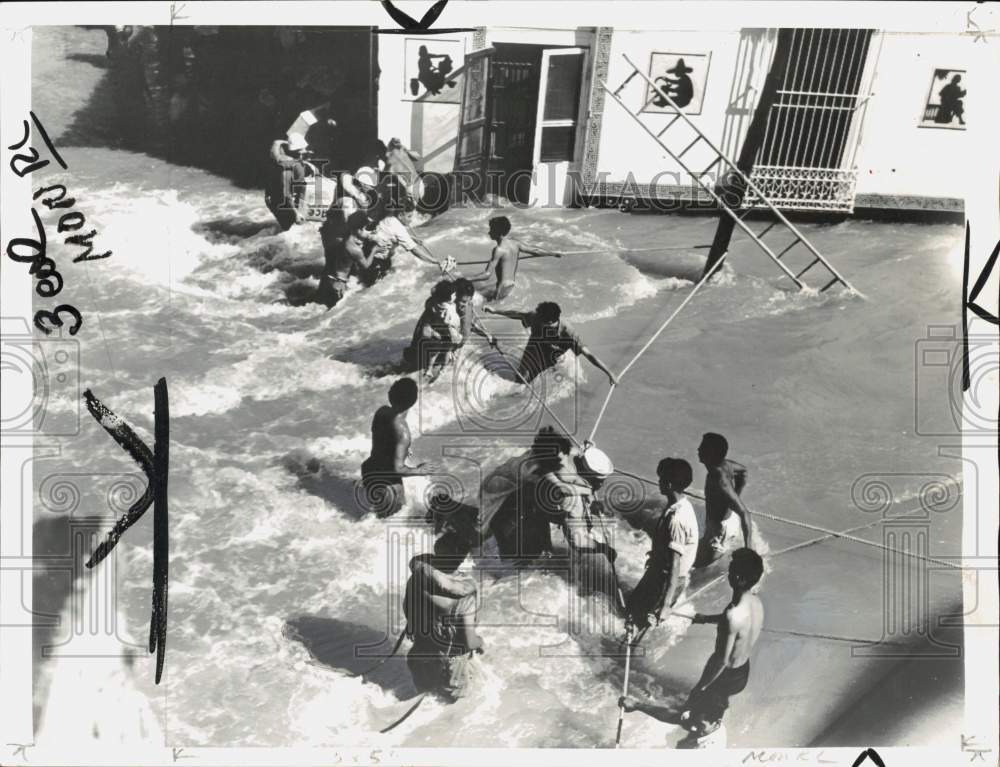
[
  {"x1": 851, "y1": 748, "x2": 886, "y2": 767},
  {"x1": 84, "y1": 378, "x2": 169, "y2": 684},
  {"x1": 381, "y1": 0, "x2": 449, "y2": 30}
]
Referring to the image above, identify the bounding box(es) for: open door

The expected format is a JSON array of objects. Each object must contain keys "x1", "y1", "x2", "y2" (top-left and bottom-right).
[
  {"x1": 452, "y1": 48, "x2": 495, "y2": 202},
  {"x1": 529, "y1": 47, "x2": 589, "y2": 207}
]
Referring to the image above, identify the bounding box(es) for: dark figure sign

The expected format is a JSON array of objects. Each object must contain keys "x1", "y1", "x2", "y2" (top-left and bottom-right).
[
  {"x1": 652, "y1": 58, "x2": 695, "y2": 109},
  {"x1": 410, "y1": 44, "x2": 456, "y2": 97},
  {"x1": 935, "y1": 74, "x2": 966, "y2": 126}
]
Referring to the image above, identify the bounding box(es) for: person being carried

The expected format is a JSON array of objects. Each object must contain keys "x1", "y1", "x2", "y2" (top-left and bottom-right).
[
  {"x1": 265, "y1": 135, "x2": 308, "y2": 231},
  {"x1": 624, "y1": 457, "x2": 698, "y2": 631},
  {"x1": 453, "y1": 278, "x2": 495, "y2": 349},
  {"x1": 316, "y1": 211, "x2": 378, "y2": 309},
  {"x1": 402, "y1": 280, "x2": 464, "y2": 382},
  {"x1": 468, "y1": 216, "x2": 561, "y2": 301},
  {"x1": 360, "y1": 378, "x2": 439, "y2": 518},
  {"x1": 619, "y1": 548, "x2": 764, "y2": 748},
  {"x1": 403, "y1": 551, "x2": 485, "y2": 703},
  {"x1": 484, "y1": 301, "x2": 618, "y2": 385},
  {"x1": 385, "y1": 137, "x2": 425, "y2": 206},
  {"x1": 696, "y1": 432, "x2": 752, "y2": 567}
]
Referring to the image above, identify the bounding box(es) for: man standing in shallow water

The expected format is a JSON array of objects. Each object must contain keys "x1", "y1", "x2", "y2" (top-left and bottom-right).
[
  {"x1": 468, "y1": 216, "x2": 561, "y2": 301},
  {"x1": 696, "y1": 432, "x2": 753, "y2": 566},
  {"x1": 360, "y1": 378, "x2": 439, "y2": 517},
  {"x1": 620, "y1": 547, "x2": 765, "y2": 747}
]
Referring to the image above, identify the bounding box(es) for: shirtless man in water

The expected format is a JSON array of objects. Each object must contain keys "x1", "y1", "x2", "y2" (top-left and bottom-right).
[
  {"x1": 360, "y1": 378, "x2": 439, "y2": 517},
  {"x1": 469, "y1": 216, "x2": 560, "y2": 301},
  {"x1": 620, "y1": 547, "x2": 764, "y2": 746},
  {"x1": 696, "y1": 432, "x2": 753, "y2": 566}
]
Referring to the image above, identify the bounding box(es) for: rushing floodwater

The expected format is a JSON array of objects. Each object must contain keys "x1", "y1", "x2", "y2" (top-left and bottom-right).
[{"x1": 28, "y1": 143, "x2": 966, "y2": 748}]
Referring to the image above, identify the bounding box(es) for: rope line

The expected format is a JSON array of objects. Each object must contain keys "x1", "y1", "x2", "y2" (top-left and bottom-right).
[
  {"x1": 613, "y1": 465, "x2": 962, "y2": 571},
  {"x1": 454, "y1": 244, "x2": 715, "y2": 268},
  {"x1": 587, "y1": 254, "x2": 727, "y2": 443}
]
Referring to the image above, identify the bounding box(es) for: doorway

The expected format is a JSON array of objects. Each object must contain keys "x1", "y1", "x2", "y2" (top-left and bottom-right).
[{"x1": 453, "y1": 42, "x2": 589, "y2": 205}]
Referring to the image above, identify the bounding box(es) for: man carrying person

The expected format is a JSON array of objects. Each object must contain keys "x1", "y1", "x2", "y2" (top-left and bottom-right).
[
  {"x1": 316, "y1": 210, "x2": 378, "y2": 309},
  {"x1": 484, "y1": 301, "x2": 618, "y2": 385},
  {"x1": 360, "y1": 378, "x2": 440, "y2": 517},
  {"x1": 402, "y1": 280, "x2": 464, "y2": 382},
  {"x1": 696, "y1": 433, "x2": 752, "y2": 567},
  {"x1": 624, "y1": 458, "x2": 698, "y2": 631},
  {"x1": 619, "y1": 548, "x2": 765, "y2": 748},
  {"x1": 468, "y1": 216, "x2": 561, "y2": 301},
  {"x1": 536, "y1": 443, "x2": 623, "y2": 615}
]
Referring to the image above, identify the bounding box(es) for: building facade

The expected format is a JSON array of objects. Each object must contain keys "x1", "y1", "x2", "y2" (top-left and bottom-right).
[{"x1": 378, "y1": 25, "x2": 979, "y2": 213}]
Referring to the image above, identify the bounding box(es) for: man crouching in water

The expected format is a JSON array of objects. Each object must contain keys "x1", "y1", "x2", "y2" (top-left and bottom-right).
[{"x1": 403, "y1": 550, "x2": 485, "y2": 702}]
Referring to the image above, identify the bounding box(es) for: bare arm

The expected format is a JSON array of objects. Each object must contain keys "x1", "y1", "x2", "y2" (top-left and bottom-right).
[
  {"x1": 409, "y1": 241, "x2": 440, "y2": 267},
  {"x1": 469, "y1": 247, "x2": 499, "y2": 283},
  {"x1": 392, "y1": 420, "x2": 437, "y2": 476},
  {"x1": 483, "y1": 307, "x2": 530, "y2": 321},
  {"x1": 716, "y1": 470, "x2": 753, "y2": 546},
  {"x1": 422, "y1": 567, "x2": 476, "y2": 599},
  {"x1": 578, "y1": 343, "x2": 620, "y2": 386},
  {"x1": 519, "y1": 242, "x2": 561, "y2": 258},
  {"x1": 662, "y1": 548, "x2": 685, "y2": 608}
]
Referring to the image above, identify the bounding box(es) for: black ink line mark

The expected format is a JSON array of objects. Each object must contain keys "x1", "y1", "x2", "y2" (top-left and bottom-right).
[
  {"x1": 851, "y1": 748, "x2": 886, "y2": 767},
  {"x1": 968, "y1": 236, "x2": 999, "y2": 325},
  {"x1": 170, "y1": 2, "x2": 189, "y2": 23},
  {"x1": 29, "y1": 112, "x2": 67, "y2": 169},
  {"x1": 83, "y1": 378, "x2": 169, "y2": 684},
  {"x1": 962, "y1": 224, "x2": 1000, "y2": 391},
  {"x1": 381, "y1": 0, "x2": 449, "y2": 30}
]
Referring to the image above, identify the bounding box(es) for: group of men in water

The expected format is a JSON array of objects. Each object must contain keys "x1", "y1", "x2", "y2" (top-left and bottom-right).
[
  {"x1": 266, "y1": 130, "x2": 763, "y2": 746},
  {"x1": 362, "y1": 369, "x2": 762, "y2": 744}
]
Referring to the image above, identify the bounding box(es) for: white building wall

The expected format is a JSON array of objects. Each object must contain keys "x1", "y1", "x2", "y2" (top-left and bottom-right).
[
  {"x1": 377, "y1": 26, "x2": 989, "y2": 210},
  {"x1": 853, "y1": 32, "x2": 977, "y2": 206}
]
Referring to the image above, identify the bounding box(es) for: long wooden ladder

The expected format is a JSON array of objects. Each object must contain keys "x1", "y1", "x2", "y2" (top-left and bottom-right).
[{"x1": 602, "y1": 53, "x2": 857, "y2": 294}]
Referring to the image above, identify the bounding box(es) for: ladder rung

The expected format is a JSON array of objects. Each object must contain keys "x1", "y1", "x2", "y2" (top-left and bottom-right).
[
  {"x1": 819, "y1": 276, "x2": 841, "y2": 292},
  {"x1": 794, "y1": 256, "x2": 821, "y2": 279},
  {"x1": 756, "y1": 222, "x2": 777, "y2": 241},
  {"x1": 613, "y1": 70, "x2": 639, "y2": 96},
  {"x1": 657, "y1": 114, "x2": 681, "y2": 138},
  {"x1": 774, "y1": 237, "x2": 801, "y2": 261},
  {"x1": 696, "y1": 156, "x2": 722, "y2": 177},
  {"x1": 678, "y1": 135, "x2": 702, "y2": 158}
]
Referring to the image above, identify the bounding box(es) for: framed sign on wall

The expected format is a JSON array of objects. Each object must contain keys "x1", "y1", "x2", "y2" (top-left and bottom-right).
[{"x1": 643, "y1": 51, "x2": 712, "y2": 115}]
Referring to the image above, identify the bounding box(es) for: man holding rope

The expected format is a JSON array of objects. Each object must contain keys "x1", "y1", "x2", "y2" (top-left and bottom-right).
[
  {"x1": 483, "y1": 301, "x2": 619, "y2": 385},
  {"x1": 620, "y1": 547, "x2": 764, "y2": 748},
  {"x1": 467, "y1": 216, "x2": 561, "y2": 301}
]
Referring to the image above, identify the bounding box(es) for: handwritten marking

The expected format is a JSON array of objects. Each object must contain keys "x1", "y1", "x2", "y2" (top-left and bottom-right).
[
  {"x1": 83, "y1": 379, "x2": 170, "y2": 684},
  {"x1": 6, "y1": 743, "x2": 33, "y2": 762},
  {"x1": 381, "y1": 0, "x2": 449, "y2": 30},
  {"x1": 962, "y1": 734, "x2": 993, "y2": 762},
  {"x1": 962, "y1": 225, "x2": 1000, "y2": 391}
]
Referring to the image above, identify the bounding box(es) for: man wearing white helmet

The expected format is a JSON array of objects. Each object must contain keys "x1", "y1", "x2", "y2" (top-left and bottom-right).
[{"x1": 536, "y1": 442, "x2": 623, "y2": 614}]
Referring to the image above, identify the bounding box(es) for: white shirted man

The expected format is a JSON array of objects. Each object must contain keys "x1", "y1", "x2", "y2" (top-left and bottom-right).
[{"x1": 625, "y1": 457, "x2": 699, "y2": 630}]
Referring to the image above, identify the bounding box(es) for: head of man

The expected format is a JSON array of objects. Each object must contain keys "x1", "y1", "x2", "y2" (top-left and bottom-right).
[
  {"x1": 531, "y1": 426, "x2": 574, "y2": 474},
  {"x1": 346, "y1": 210, "x2": 369, "y2": 236},
  {"x1": 698, "y1": 432, "x2": 729, "y2": 467},
  {"x1": 388, "y1": 377, "x2": 419, "y2": 412},
  {"x1": 488, "y1": 216, "x2": 512, "y2": 242},
  {"x1": 453, "y1": 278, "x2": 476, "y2": 307},
  {"x1": 728, "y1": 547, "x2": 764, "y2": 592},
  {"x1": 656, "y1": 457, "x2": 693, "y2": 495},
  {"x1": 430, "y1": 280, "x2": 457, "y2": 313},
  {"x1": 535, "y1": 302, "x2": 562, "y2": 333}
]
